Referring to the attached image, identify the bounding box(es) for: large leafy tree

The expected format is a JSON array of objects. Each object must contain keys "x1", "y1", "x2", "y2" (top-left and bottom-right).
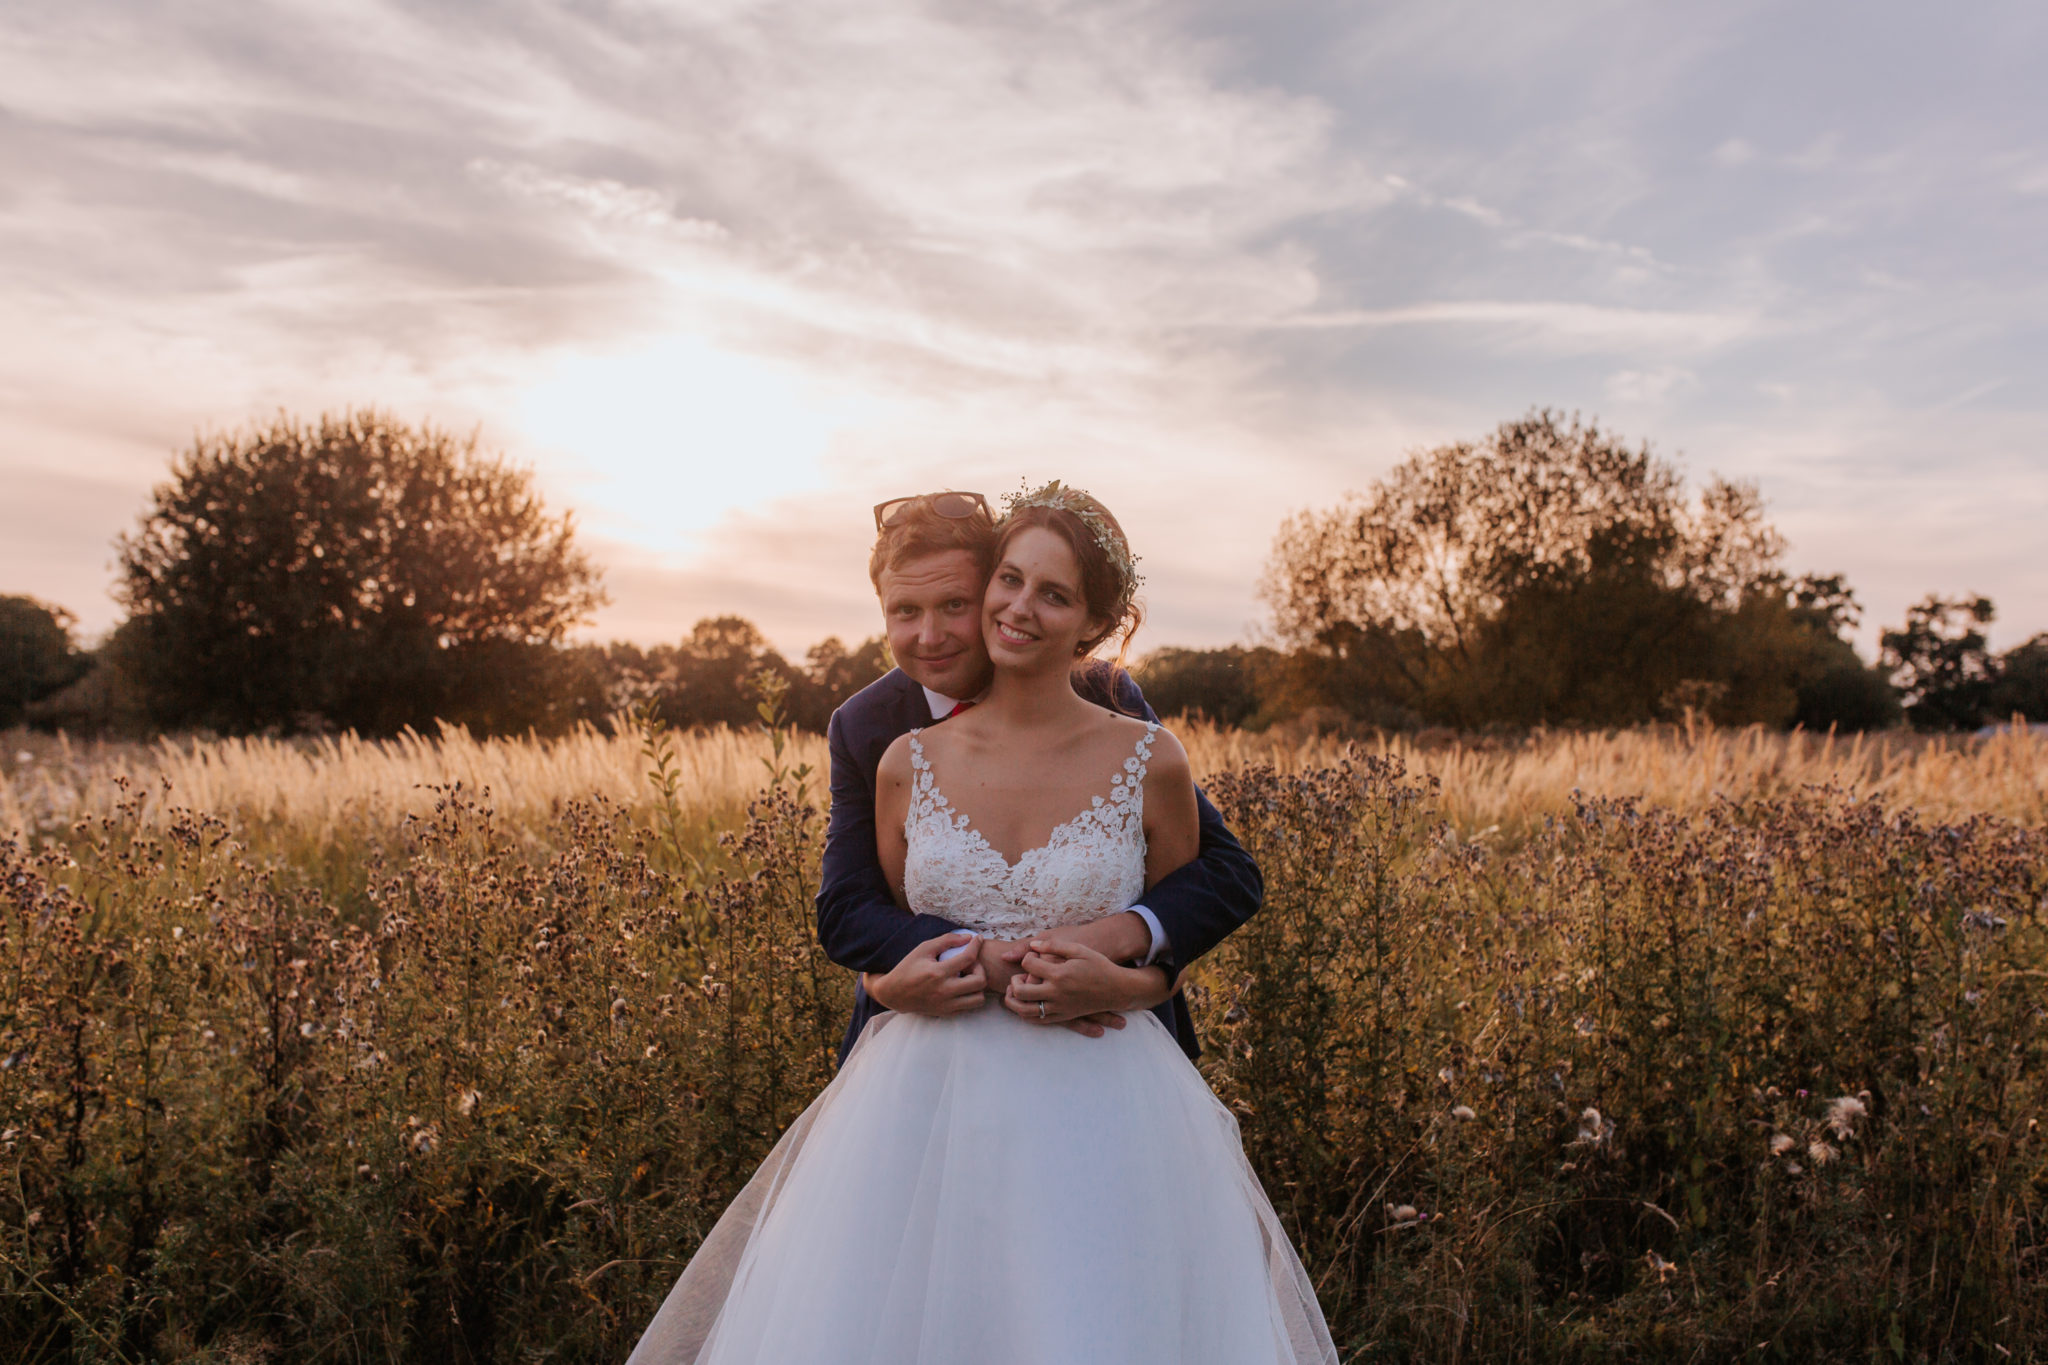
[
  {"x1": 0, "y1": 595, "x2": 90, "y2": 728},
  {"x1": 115, "y1": 410, "x2": 605, "y2": 735},
  {"x1": 1262, "y1": 410, "x2": 1888, "y2": 728}
]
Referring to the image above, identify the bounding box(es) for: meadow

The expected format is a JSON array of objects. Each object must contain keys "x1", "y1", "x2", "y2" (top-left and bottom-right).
[
  {"x1": 8, "y1": 716, "x2": 2046, "y2": 846},
  {"x1": 1, "y1": 717, "x2": 2044, "y2": 1362}
]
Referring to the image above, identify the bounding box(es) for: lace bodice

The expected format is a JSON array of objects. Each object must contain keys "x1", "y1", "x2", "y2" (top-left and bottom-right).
[{"x1": 903, "y1": 723, "x2": 1159, "y2": 940}]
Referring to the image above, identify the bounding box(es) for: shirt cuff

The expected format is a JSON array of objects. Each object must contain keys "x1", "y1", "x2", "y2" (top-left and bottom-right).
[{"x1": 1129, "y1": 904, "x2": 1168, "y2": 966}]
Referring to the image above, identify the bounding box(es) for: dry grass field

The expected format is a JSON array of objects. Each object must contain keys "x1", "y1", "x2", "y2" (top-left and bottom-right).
[
  {"x1": 2, "y1": 716, "x2": 2044, "y2": 1361},
  {"x1": 6, "y1": 716, "x2": 2044, "y2": 844}
]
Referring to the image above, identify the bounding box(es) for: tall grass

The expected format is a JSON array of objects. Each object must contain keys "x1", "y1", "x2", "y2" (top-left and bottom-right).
[
  {"x1": 1, "y1": 721, "x2": 2043, "y2": 1360},
  {"x1": 1189, "y1": 718, "x2": 2048, "y2": 834},
  {"x1": 0, "y1": 725, "x2": 819, "y2": 840},
  {"x1": 6, "y1": 719, "x2": 2045, "y2": 845},
  {"x1": 1195, "y1": 760, "x2": 2047, "y2": 1360}
]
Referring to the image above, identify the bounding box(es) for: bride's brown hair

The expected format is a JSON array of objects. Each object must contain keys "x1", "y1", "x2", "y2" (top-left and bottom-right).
[{"x1": 991, "y1": 501, "x2": 1144, "y2": 669}]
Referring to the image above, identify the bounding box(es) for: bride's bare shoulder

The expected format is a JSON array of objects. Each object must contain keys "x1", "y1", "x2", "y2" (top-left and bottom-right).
[
  {"x1": 1101, "y1": 712, "x2": 1189, "y2": 772},
  {"x1": 877, "y1": 731, "x2": 920, "y2": 789}
]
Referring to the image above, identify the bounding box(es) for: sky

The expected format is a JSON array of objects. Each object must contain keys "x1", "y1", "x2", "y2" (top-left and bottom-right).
[{"x1": 3, "y1": 0, "x2": 2044, "y2": 661}]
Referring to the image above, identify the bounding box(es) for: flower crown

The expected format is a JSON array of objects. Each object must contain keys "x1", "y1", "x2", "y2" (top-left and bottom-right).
[{"x1": 1000, "y1": 479, "x2": 1144, "y2": 618}]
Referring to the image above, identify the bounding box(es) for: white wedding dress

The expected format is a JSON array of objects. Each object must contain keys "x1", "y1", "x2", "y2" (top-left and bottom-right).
[{"x1": 626, "y1": 724, "x2": 1337, "y2": 1365}]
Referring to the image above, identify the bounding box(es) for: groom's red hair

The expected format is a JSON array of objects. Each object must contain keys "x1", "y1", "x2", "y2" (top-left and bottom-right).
[{"x1": 868, "y1": 494, "x2": 998, "y2": 591}]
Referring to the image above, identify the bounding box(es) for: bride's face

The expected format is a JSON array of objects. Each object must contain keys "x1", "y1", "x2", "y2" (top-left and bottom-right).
[{"x1": 983, "y1": 526, "x2": 1109, "y2": 669}]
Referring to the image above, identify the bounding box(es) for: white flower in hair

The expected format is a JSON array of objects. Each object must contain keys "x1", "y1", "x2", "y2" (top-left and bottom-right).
[{"x1": 1001, "y1": 479, "x2": 1144, "y2": 614}]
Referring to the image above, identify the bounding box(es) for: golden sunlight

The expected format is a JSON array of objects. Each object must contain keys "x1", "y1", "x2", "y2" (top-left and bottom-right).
[{"x1": 517, "y1": 335, "x2": 879, "y2": 543}]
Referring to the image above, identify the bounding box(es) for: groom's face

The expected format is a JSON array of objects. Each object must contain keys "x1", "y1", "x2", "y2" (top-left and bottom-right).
[{"x1": 877, "y1": 549, "x2": 991, "y2": 697}]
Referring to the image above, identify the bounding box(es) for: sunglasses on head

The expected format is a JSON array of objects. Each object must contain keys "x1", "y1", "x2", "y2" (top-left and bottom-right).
[{"x1": 872, "y1": 491, "x2": 991, "y2": 534}]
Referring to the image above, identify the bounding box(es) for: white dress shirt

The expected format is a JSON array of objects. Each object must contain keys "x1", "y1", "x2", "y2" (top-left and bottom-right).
[{"x1": 922, "y1": 685, "x2": 1170, "y2": 967}]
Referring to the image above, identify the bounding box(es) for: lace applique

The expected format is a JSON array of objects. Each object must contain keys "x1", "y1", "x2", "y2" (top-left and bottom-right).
[{"x1": 904, "y1": 723, "x2": 1159, "y2": 940}]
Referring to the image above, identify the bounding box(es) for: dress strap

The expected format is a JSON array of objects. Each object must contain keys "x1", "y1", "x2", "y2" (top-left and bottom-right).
[
  {"x1": 904, "y1": 729, "x2": 955, "y2": 827},
  {"x1": 1107, "y1": 722, "x2": 1161, "y2": 811}
]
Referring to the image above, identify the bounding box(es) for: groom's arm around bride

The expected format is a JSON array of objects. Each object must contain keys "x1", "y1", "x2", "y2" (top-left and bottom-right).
[{"x1": 813, "y1": 490, "x2": 1264, "y2": 1064}]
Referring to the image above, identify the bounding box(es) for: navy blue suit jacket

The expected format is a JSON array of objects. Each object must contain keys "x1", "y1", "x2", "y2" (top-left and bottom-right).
[{"x1": 816, "y1": 662, "x2": 1263, "y2": 1064}]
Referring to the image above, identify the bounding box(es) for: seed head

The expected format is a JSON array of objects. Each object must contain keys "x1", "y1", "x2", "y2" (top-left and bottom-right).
[{"x1": 1825, "y1": 1095, "x2": 1866, "y2": 1139}]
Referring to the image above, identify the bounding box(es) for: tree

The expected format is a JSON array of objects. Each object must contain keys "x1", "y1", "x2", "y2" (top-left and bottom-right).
[
  {"x1": 792, "y1": 635, "x2": 892, "y2": 731},
  {"x1": 1988, "y1": 633, "x2": 2048, "y2": 723},
  {"x1": 604, "y1": 617, "x2": 790, "y2": 732},
  {"x1": 1132, "y1": 646, "x2": 1288, "y2": 728},
  {"x1": 1881, "y1": 595, "x2": 1998, "y2": 731},
  {"x1": 1261, "y1": 410, "x2": 1812, "y2": 727},
  {"x1": 17, "y1": 617, "x2": 152, "y2": 736},
  {"x1": 0, "y1": 595, "x2": 89, "y2": 728},
  {"x1": 1776, "y1": 576, "x2": 1901, "y2": 732},
  {"x1": 595, "y1": 619, "x2": 889, "y2": 733},
  {"x1": 114, "y1": 410, "x2": 605, "y2": 735}
]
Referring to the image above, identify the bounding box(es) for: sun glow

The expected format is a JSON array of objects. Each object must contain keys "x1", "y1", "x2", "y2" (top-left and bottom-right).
[{"x1": 516, "y1": 335, "x2": 878, "y2": 546}]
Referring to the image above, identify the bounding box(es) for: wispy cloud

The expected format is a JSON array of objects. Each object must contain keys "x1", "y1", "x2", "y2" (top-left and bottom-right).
[
  {"x1": 1254, "y1": 302, "x2": 1758, "y2": 353},
  {"x1": 1, "y1": 0, "x2": 2044, "y2": 654}
]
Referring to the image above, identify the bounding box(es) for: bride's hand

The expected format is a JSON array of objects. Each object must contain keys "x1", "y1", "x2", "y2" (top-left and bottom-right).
[
  {"x1": 1002, "y1": 940, "x2": 1172, "y2": 1026},
  {"x1": 865, "y1": 932, "x2": 988, "y2": 1017}
]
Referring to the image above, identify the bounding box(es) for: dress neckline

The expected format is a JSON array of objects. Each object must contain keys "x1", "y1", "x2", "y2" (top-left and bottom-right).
[{"x1": 908, "y1": 723, "x2": 1158, "y2": 871}]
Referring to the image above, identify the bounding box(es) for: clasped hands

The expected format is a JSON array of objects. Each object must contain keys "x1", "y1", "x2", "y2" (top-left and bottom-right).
[{"x1": 863, "y1": 913, "x2": 1171, "y2": 1040}]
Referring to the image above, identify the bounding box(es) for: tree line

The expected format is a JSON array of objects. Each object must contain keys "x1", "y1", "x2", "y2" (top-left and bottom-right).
[
  {"x1": 2, "y1": 408, "x2": 2042, "y2": 739},
  {"x1": 1179, "y1": 411, "x2": 2045, "y2": 733}
]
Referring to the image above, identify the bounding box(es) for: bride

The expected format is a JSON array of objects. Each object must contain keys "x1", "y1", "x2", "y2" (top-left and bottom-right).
[{"x1": 626, "y1": 484, "x2": 1336, "y2": 1365}]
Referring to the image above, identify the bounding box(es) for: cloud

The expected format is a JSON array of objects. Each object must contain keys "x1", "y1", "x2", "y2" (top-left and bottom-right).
[
  {"x1": 2, "y1": 0, "x2": 2045, "y2": 658},
  {"x1": 2013, "y1": 162, "x2": 2048, "y2": 196},
  {"x1": 1260, "y1": 302, "x2": 1757, "y2": 354},
  {"x1": 1605, "y1": 366, "x2": 1696, "y2": 404},
  {"x1": 468, "y1": 160, "x2": 727, "y2": 239},
  {"x1": 1712, "y1": 138, "x2": 1756, "y2": 167}
]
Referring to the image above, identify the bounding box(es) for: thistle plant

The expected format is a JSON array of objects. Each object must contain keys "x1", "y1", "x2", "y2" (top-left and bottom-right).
[{"x1": 0, "y1": 731, "x2": 2041, "y2": 1361}]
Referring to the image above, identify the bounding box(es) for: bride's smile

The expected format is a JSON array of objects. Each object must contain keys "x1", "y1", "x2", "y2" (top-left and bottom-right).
[
  {"x1": 983, "y1": 525, "x2": 1111, "y2": 666},
  {"x1": 993, "y1": 619, "x2": 1038, "y2": 645}
]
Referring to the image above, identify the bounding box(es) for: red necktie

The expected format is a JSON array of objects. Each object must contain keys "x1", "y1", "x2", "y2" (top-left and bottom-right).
[{"x1": 946, "y1": 700, "x2": 975, "y2": 719}]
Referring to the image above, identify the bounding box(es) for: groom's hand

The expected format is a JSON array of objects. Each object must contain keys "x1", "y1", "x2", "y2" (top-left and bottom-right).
[
  {"x1": 864, "y1": 932, "x2": 988, "y2": 1017},
  {"x1": 977, "y1": 936, "x2": 1029, "y2": 998}
]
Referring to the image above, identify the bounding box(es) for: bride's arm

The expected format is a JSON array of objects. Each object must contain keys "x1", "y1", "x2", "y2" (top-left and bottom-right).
[
  {"x1": 862, "y1": 739, "x2": 991, "y2": 1017},
  {"x1": 873, "y1": 736, "x2": 914, "y2": 910},
  {"x1": 1109, "y1": 729, "x2": 1199, "y2": 1009},
  {"x1": 1139, "y1": 729, "x2": 1201, "y2": 889}
]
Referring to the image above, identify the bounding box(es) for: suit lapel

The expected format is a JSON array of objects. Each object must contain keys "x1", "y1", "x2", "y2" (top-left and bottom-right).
[{"x1": 893, "y1": 669, "x2": 936, "y2": 737}]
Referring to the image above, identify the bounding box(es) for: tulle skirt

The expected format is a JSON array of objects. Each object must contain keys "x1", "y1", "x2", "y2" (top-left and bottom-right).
[{"x1": 625, "y1": 1003, "x2": 1337, "y2": 1365}]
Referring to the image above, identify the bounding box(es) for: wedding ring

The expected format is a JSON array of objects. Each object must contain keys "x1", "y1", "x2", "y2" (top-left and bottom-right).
[{"x1": 1037, "y1": 1002, "x2": 1046, "y2": 1020}]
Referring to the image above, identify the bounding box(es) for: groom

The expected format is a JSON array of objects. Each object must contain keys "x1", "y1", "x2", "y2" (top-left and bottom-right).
[{"x1": 815, "y1": 489, "x2": 1263, "y2": 1064}]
